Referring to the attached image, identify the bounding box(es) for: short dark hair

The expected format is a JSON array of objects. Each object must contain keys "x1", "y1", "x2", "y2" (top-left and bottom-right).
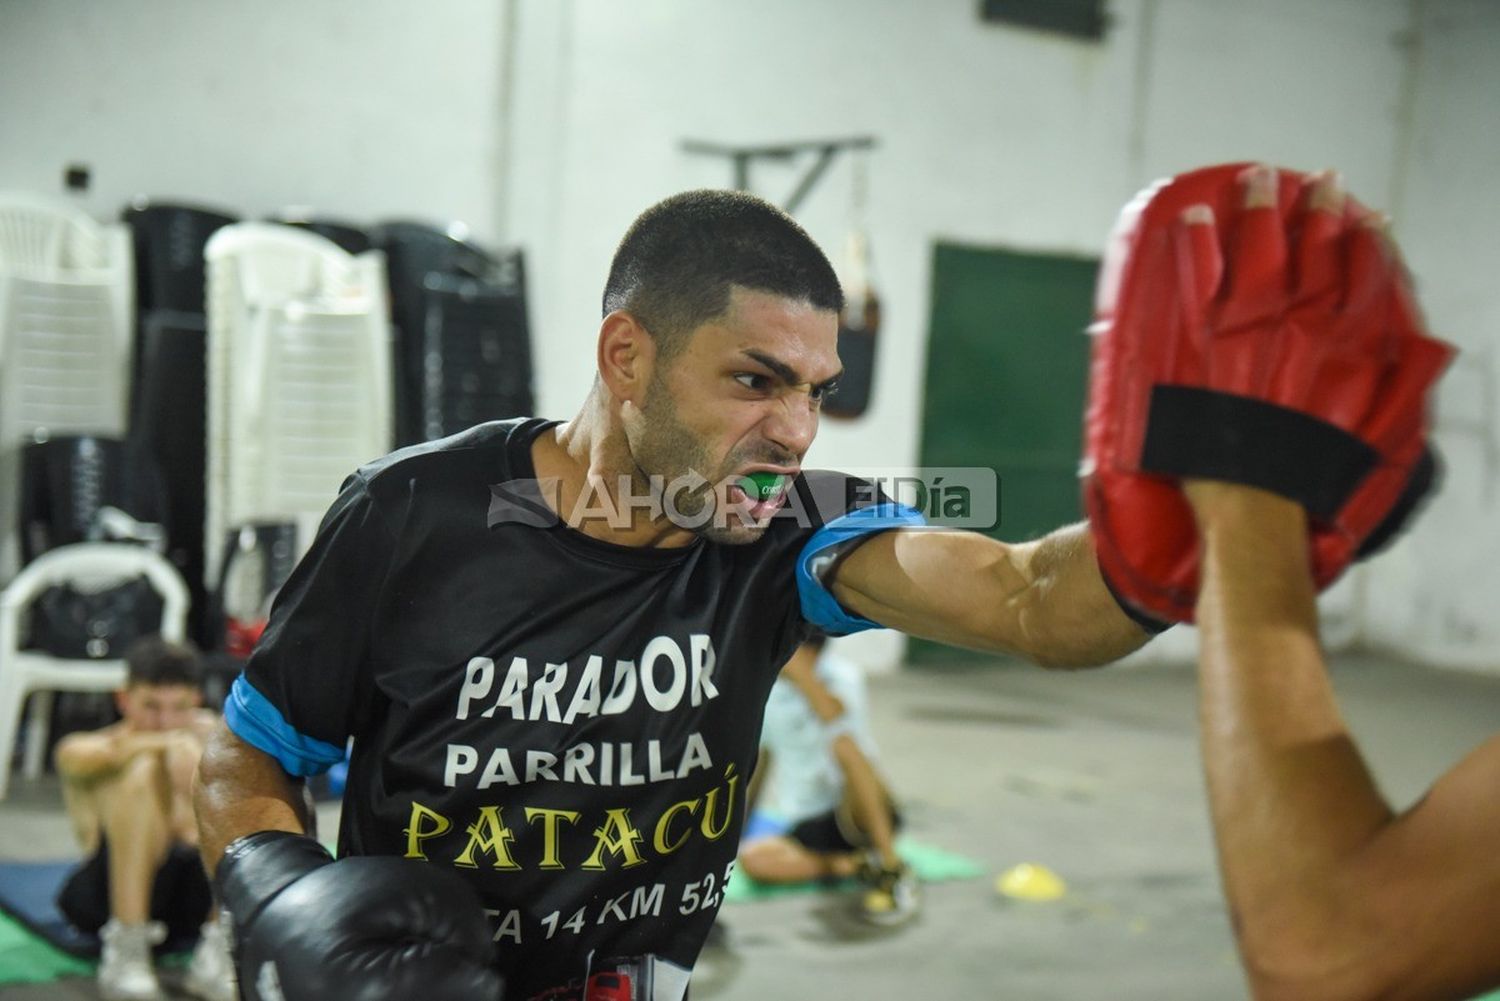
[
  {"x1": 124, "y1": 636, "x2": 202, "y2": 689},
  {"x1": 602, "y1": 189, "x2": 844, "y2": 359}
]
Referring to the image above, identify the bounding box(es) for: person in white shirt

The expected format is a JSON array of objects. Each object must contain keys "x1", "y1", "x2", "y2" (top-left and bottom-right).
[{"x1": 739, "y1": 635, "x2": 917, "y2": 925}]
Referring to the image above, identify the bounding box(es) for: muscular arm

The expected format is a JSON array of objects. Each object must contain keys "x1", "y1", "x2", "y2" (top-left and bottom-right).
[
  {"x1": 193, "y1": 719, "x2": 311, "y2": 876},
  {"x1": 1190, "y1": 483, "x2": 1500, "y2": 1001},
  {"x1": 830, "y1": 523, "x2": 1149, "y2": 668}
]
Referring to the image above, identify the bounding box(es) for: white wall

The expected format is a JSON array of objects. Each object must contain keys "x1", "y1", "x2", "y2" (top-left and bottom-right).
[
  {"x1": 505, "y1": 0, "x2": 1485, "y2": 670},
  {"x1": 508, "y1": 0, "x2": 1417, "y2": 442},
  {"x1": 1361, "y1": 0, "x2": 1500, "y2": 673},
  {"x1": 0, "y1": 0, "x2": 507, "y2": 232},
  {"x1": 4, "y1": 0, "x2": 1496, "y2": 673}
]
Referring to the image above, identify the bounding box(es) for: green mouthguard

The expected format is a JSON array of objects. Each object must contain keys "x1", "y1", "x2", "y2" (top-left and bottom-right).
[{"x1": 741, "y1": 472, "x2": 785, "y2": 502}]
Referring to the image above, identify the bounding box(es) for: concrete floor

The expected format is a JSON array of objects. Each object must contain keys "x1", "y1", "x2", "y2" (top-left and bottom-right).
[{"x1": 2, "y1": 652, "x2": 1498, "y2": 1000}]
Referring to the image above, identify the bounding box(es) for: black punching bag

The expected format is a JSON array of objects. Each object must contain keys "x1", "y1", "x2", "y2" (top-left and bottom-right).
[{"x1": 826, "y1": 230, "x2": 879, "y2": 419}]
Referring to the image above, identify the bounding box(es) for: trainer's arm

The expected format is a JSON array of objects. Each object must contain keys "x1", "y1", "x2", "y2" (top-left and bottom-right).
[
  {"x1": 830, "y1": 524, "x2": 1148, "y2": 668},
  {"x1": 194, "y1": 718, "x2": 311, "y2": 877},
  {"x1": 1188, "y1": 481, "x2": 1500, "y2": 1001}
]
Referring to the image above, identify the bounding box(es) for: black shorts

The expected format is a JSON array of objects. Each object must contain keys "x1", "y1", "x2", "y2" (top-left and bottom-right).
[
  {"x1": 56, "y1": 837, "x2": 213, "y2": 940},
  {"x1": 787, "y1": 801, "x2": 904, "y2": 855}
]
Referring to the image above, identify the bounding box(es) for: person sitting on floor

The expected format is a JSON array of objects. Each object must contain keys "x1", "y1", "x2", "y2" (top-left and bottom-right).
[
  {"x1": 738, "y1": 635, "x2": 919, "y2": 925},
  {"x1": 53, "y1": 636, "x2": 234, "y2": 1001}
]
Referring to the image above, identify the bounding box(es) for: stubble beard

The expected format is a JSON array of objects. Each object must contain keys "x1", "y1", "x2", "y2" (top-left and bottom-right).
[{"x1": 633, "y1": 377, "x2": 767, "y2": 545}]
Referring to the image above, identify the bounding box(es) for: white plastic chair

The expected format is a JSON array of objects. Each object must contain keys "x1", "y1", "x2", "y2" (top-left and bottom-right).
[
  {"x1": 0, "y1": 192, "x2": 108, "y2": 274},
  {"x1": 0, "y1": 543, "x2": 188, "y2": 800},
  {"x1": 239, "y1": 299, "x2": 393, "y2": 547},
  {"x1": 204, "y1": 224, "x2": 391, "y2": 583},
  {"x1": 0, "y1": 194, "x2": 135, "y2": 581}
]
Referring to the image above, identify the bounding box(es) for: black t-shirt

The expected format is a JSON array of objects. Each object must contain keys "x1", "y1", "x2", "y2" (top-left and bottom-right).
[{"x1": 227, "y1": 418, "x2": 915, "y2": 1000}]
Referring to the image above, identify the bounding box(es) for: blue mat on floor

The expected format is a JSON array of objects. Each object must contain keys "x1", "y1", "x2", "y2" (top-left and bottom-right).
[
  {"x1": 0, "y1": 860, "x2": 98, "y2": 959},
  {"x1": 0, "y1": 860, "x2": 198, "y2": 962}
]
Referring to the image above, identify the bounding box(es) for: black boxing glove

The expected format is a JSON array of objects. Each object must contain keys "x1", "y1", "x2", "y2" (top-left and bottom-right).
[{"x1": 215, "y1": 831, "x2": 505, "y2": 1001}]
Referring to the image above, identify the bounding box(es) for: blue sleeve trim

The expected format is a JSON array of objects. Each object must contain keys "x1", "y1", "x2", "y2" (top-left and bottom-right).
[
  {"x1": 223, "y1": 675, "x2": 346, "y2": 778},
  {"x1": 796, "y1": 503, "x2": 927, "y2": 636}
]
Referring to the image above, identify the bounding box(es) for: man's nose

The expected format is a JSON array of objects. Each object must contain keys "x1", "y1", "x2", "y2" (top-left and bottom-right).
[{"x1": 763, "y1": 394, "x2": 818, "y2": 458}]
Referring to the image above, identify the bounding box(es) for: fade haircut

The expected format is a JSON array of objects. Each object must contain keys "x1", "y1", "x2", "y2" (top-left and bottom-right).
[
  {"x1": 602, "y1": 189, "x2": 844, "y2": 360},
  {"x1": 125, "y1": 636, "x2": 203, "y2": 689}
]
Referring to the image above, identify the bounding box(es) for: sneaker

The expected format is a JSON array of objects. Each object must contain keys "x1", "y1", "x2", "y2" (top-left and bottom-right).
[
  {"x1": 98, "y1": 919, "x2": 166, "y2": 1001},
  {"x1": 184, "y1": 920, "x2": 238, "y2": 1001},
  {"x1": 858, "y1": 859, "x2": 920, "y2": 926}
]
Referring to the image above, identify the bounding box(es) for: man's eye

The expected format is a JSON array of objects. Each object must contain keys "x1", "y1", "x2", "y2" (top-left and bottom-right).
[
  {"x1": 734, "y1": 373, "x2": 770, "y2": 392},
  {"x1": 810, "y1": 382, "x2": 839, "y2": 404}
]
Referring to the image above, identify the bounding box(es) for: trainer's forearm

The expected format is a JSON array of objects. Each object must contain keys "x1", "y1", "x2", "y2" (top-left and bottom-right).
[
  {"x1": 1012, "y1": 523, "x2": 1150, "y2": 668},
  {"x1": 1194, "y1": 493, "x2": 1394, "y2": 994},
  {"x1": 194, "y1": 719, "x2": 311, "y2": 876}
]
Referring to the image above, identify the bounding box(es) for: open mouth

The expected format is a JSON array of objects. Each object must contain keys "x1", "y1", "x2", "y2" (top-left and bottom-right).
[{"x1": 726, "y1": 470, "x2": 795, "y2": 520}]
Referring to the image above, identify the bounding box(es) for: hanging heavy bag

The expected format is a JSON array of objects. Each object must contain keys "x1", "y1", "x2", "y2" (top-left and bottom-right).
[{"x1": 826, "y1": 231, "x2": 880, "y2": 420}]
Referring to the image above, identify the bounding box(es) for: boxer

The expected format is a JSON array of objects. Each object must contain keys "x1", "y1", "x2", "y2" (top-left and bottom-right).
[
  {"x1": 196, "y1": 175, "x2": 1442, "y2": 1000},
  {"x1": 195, "y1": 189, "x2": 1153, "y2": 1001}
]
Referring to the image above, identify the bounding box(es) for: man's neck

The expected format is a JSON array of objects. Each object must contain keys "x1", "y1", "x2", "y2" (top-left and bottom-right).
[{"x1": 537, "y1": 389, "x2": 699, "y2": 549}]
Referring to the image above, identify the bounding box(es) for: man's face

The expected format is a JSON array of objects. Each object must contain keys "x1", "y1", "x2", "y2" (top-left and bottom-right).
[
  {"x1": 626, "y1": 287, "x2": 842, "y2": 544},
  {"x1": 116, "y1": 683, "x2": 201, "y2": 732}
]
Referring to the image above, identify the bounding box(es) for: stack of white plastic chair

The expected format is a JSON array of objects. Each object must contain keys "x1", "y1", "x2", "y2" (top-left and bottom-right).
[
  {"x1": 0, "y1": 542, "x2": 188, "y2": 799},
  {"x1": 204, "y1": 223, "x2": 392, "y2": 588},
  {"x1": 0, "y1": 194, "x2": 134, "y2": 581}
]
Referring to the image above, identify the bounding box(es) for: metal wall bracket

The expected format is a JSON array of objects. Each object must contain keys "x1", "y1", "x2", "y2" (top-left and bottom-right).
[{"x1": 681, "y1": 136, "x2": 877, "y2": 215}]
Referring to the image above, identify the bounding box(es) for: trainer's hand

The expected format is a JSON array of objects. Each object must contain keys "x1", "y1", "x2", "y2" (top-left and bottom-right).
[
  {"x1": 216, "y1": 832, "x2": 505, "y2": 1001},
  {"x1": 1084, "y1": 161, "x2": 1453, "y2": 624},
  {"x1": 1181, "y1": 479, "x2": 1290, "y2": 522},
  {"x1": 1181, "y1": 478, "x2": 1311, "y2": 545}
]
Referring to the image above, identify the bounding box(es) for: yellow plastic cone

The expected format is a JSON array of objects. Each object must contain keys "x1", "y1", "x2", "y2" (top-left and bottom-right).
[{"x1": 995, "y1": 863, "x2": 1067, "y2": 902}]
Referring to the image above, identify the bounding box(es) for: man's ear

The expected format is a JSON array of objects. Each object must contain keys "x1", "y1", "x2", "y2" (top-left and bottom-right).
[
  {"x1": 597, "y1": 310, "x2": 656, "y2": 407},
  {"x1": 113, "y1": 689, "x2": 129, "y2": 716}
]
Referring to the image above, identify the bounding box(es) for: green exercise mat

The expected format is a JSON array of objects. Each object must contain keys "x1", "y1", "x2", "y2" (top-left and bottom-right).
[
  {"x1": 724, "y1": 838, "x2": 985, "y2": 903},
  {"x1": 0, "y1": 911, "x2": 93, "y2": 986}
]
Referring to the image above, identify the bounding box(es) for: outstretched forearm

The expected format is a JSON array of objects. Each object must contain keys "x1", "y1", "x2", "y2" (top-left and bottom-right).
[
  {"x1": 831, "y1": 523, "x2": 1149, "y2": 669},
  {"x1": 1004, "y1": 522, "x2": 1150, "y2": 668}
]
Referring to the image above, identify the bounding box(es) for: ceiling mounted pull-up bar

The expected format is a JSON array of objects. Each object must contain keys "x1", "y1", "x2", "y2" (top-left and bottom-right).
[{"x1": 680, "y1": 136, "x2": 877, "y2": 214}]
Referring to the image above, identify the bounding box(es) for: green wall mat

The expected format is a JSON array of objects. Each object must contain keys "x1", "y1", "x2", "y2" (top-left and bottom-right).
[{"x1": 914, "y1": 242, "x2": 1098, "y2": 663}]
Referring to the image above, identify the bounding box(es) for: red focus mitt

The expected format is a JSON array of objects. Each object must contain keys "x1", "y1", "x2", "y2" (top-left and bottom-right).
[{"x1": 1084, "y1": 162, "x2": 1455, "y2": 624}]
